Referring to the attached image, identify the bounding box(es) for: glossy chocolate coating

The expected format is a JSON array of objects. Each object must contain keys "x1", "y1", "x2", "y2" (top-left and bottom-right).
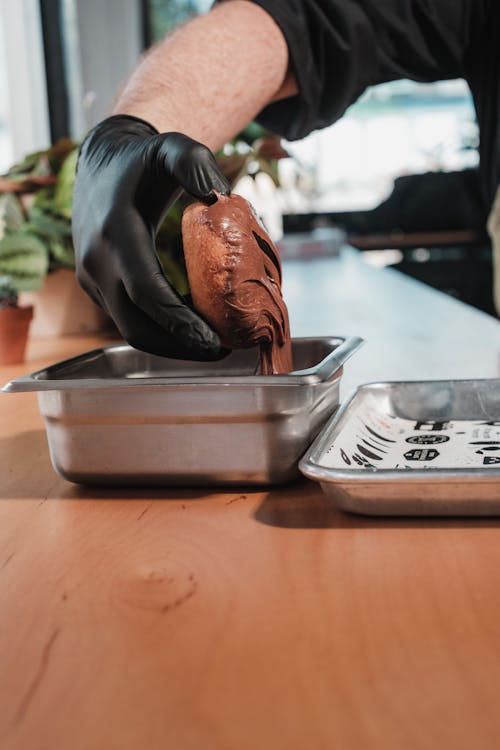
[{"x1": 182, "y1": 193, "x2": 292, "y2": 374}]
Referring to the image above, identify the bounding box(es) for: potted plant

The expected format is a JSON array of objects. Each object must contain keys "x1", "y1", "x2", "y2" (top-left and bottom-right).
[
  {"x1": 0, "y1": 276, "x2": 34, "y2": 365},
  {"x1": 0, "y1": 141, "x2": 111, "y2": 336},
  {"x1": 0, "y1": 192, "x2": 47, "y2": 363}
]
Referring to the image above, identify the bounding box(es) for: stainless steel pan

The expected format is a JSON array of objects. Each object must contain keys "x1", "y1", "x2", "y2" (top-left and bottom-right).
[{"x1": 4, "y1": 336, "x2": 362, "y2": 486}]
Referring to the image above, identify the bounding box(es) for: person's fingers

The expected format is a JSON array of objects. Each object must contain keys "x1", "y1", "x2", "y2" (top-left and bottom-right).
[
  {"x1": 113, "y1": 214, "x2": 224, "y2": 357},
  {"x1": 156, "y1": 133, "x2": 231, "y2": 203},
  {"x1": 122, "y1": 274, "x2": 223, "y2": 357},
  {"x1": 189, "y1": 152, "x2": 231, "y2": 202},
  {"x1": 75, "y1": 263, "x2": 111, "y2": 314},
  {"x1": 108, "y1": 281, "x2": 226, "y2": 360},
  {"x1": 74, "y1": 122, "x2": 233, "y2": 361}
]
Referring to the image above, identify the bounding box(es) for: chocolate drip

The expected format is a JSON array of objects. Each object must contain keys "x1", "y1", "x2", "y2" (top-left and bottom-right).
[{"x1": 182, "y1": 194, "x2": 292, "y2": 374}]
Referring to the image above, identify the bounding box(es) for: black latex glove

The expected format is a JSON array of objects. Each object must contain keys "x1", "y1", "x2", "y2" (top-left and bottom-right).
[{"x1": 72, "y1": 114, "x2": 231, "y2": 359}]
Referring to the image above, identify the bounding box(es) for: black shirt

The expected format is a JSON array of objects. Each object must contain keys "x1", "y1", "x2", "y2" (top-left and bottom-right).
[{"x1": 244, "y1": 0, "x2": 498, "y2": 211}]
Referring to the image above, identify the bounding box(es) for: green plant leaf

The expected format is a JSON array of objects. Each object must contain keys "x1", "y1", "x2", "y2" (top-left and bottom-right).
[
  {"x1": 27, "y1": 204, "x2": 72, "y2": 239},
  {"x1": 48, "y1": 238, "x2": 75, "y2": 269},
  {"x1": 0, "y1": 232, "x2": 49, "y2": 291},
  {"x1": 46, "y1": 138, "x2": 78, "y2": 172},
  {"x1": 31, "y1": 187, "x2": 55, "y2": 211},
  {"x1": 5, "y1": 153, "x2": 52, "y2": 182},
  {"x1": 54, "y1": 148, "x2": 78, "y2": 219},
  {"x1": 4, "y1": 139, "x2": 77, "y2": 181},
  {"x1": 0, "y1": 194, "x2": 25, "y2": 238},
  {"x1": 255, "y1": 157, "x2": 281, "y2": 187},
  {"x1": 157, "y1": 250, "x2": 189, "y2": 296},
  {"x1": 4, "y1": 150, "x2": 45, "y2": 180}
]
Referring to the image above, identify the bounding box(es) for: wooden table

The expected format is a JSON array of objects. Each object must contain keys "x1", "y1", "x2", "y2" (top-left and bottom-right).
[{"x1": 3, "y1": 250, "x2": 500, "y2": 749}]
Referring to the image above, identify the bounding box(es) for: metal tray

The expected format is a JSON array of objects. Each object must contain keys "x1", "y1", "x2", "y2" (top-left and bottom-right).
[
  {"x1": 300, "y1": 379, "x2": 500, "y2": 515},
  {"x1": 3, "y1": 336, "x2": 362, "y2": 486}
]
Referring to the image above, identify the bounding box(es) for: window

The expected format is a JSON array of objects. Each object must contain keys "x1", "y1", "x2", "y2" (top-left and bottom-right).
[
  {"x1": 143, "y1": 3, "x2": 478, "y2": 228},
  {"x1": 0, "y1": 27, "x2": 12, "y2": 172},
  {"x1": 145, "y1": 0, "x2": 212, "y2": 43},
  {"x1": 0, "y1": 0, "x2": 50, "y2": 171},
  {"x1": 280, "y1": 79, "x2": 478, "y2": 214}
]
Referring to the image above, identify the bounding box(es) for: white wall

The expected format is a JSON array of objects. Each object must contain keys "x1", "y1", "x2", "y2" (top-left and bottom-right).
[{"x1": 0, "y1": 0, "x2": 51, "y2": 164}]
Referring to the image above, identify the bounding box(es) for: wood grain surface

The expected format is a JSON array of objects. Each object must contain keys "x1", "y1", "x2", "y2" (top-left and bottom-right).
[{"x1": 2, "y1": 253, "x2": 500, "y2": 749}]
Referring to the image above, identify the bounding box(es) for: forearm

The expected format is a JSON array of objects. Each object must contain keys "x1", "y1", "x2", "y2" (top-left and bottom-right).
[{"x1": 112, "y1": 0, "x2": 296, "y2": 151}]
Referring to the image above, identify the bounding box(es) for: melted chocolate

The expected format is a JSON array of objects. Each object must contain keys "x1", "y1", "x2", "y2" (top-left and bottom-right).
[{"x1": 182, "y1": 194, "x2": 292, "y2": 374}]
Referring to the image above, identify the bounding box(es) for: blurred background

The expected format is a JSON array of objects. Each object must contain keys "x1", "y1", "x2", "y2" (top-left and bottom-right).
[{"x1": 0, "y1": 0, "x2": 493, "y2": 320}]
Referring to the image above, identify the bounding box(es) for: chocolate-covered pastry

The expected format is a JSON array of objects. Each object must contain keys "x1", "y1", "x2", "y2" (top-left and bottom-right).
[{"x1": 182, "y1": 193, "x2": 292, "y2": 374}]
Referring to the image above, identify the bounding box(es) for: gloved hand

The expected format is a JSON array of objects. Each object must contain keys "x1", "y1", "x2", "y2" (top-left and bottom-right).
[{"x1": 72, "y1": 114, "x2": 231, "y2": 359}]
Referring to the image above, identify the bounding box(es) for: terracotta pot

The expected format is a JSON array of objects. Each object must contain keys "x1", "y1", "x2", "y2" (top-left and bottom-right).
[
  {"x1": 20, "y1": 269, "x2": 111, "y2": 337},
  {"x1": 0, "y1": 304, "x2": 33, "y2": 365}
]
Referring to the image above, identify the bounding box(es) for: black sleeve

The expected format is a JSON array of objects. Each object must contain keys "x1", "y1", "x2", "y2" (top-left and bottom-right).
[{"x1": 244, "y1": 0, "x2": 487, "y2": 140}]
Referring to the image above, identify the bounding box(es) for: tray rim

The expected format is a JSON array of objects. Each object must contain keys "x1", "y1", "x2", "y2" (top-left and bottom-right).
[
  {"x1": 299, "y1": 377, "x2": 500, "y2": 483},
  {"x1": 2, "y1": 336, "x2": 363, "y2": 393}
]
